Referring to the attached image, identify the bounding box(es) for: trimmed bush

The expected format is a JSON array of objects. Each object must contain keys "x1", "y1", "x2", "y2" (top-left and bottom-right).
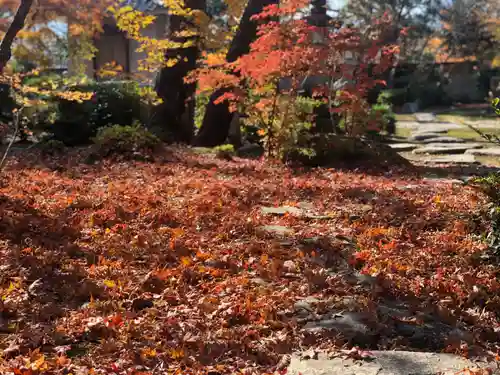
[
  {"x1": 43, "y1": 80, "x2": 144, "y2": 146},
  {"x1": 368, "y1": 92, "x2": 396, "y2": 135},
  {"x1": 0, "y1": 83, "x2": 15, "y2": 124},
  {"x1": 38, "y1": 139, "x2": 66, "y2": 156},
  {"x1": 93, "y1": 124, "x2": 160, "y2": 159}
]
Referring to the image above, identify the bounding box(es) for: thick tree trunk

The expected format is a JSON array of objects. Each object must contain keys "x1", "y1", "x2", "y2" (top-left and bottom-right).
[
  {"x1": 193, "y1": 0, "x2": 279, "y2": 147},
  {"x1": 152, "y1": 0, "x2": 205, "y2": 144},
  {"x1": 0, "y1": 0, "x2": 34, "y2": 74}
]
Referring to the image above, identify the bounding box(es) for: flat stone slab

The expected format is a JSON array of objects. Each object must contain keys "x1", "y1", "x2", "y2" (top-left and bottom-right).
[
  {"x1": 408, "y1": 132, "x2": 447, "y2": 142},
  {"x1": 412, "y1": 128, "x2": 449, "y2": 136},
  {"x1": 419, "y1": 136, "x2": 465, "y2": 144},
  {"x1": 256, "y1": 225, "x2": 294, "y2": 237},
  {"x1": 425, "y1": 154, "x2": 477, "y2": 164},
  {"x1": 261, "y1": 206, "x2": 303, "y2": 216},
  {"x1": 303, "y1": 312, "x2": 370, "y2": 336},
  {"x1": 466, "y1": 147, "x2": 500, "y2": 156},
  {"x1": 395, "y1": 121, "x2": 420, "y2": 129},
  {"x1": 415, "y1": 113, "x2": 437, "y2": 122},
  {"x1": 287, "y1": 351, "x2": 495, "y2": 375},
  {"x1": 413, "y1": 143, "x2": 483, "y2": 155},
  {"x1": 261, "y1": 205, "x2": 334, "y2": 220},
  {"x1": 416, "y1": 123, "x2": 462, "y2": 132},
  {"x1": 388, "y1": 143, "x2": 418, "y2": 152}
]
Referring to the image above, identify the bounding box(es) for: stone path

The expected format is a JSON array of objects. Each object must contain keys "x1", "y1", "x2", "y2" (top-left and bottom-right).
[
  {"x1": 392, "y1": 114, "x2": 500, "y2": 164},
  {"x1": 413, "y1": 143, "x2": 483, "y2": 155},
  {"x1": 467, "y1": 147, "x2": 500, "y2": 156},
  {"x1": 415, "y1": 113, "x2": 437, "y2": 122},
  {"x1": 287, "y1": 351, "x2": 497, "y2": 375},
  {"x1": 257, "y1": 202, "x2": 499, "y2": 374}
]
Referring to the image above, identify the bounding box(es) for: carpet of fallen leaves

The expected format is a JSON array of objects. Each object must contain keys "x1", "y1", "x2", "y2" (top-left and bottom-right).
[{"x1": 0, "y1": 147, "x2": 499, "y2": 375}]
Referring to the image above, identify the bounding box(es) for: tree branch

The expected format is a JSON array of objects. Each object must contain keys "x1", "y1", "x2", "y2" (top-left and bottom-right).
[{"x1": 0, "y1": 0, "x2": 34, "y2": 74}]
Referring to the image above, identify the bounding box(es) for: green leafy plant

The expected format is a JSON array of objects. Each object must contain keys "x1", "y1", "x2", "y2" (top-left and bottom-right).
[
  {"x1": 38, "y1": 139, "x2": 66, "y2": 156},
  {"x1": 214, "y1": 144, "x2": 235, "y2": 160},
  {"x1": 469, "y1": 173, "x2": 500, "y2": 254},
  {"x1": 493, "y1": 97, "x2": 500, "y2": 116},
  {"x1": 51, "y1": 80, "x2": 146, "y2": 145},
  {"x1": 465, "y1": 98, "x2": 500, "y2": 145},
  {"x1": 14, "y1": 75, "x2": 157, "y2": 146},
  {"x1": 93, "y1": 123, "x2": 161, "y2": 159},
  {"x1": 367, "y1": 92, "x2": 396, "y2": 136}
]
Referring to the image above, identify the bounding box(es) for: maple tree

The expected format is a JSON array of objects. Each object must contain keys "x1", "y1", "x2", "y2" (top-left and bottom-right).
[
  {"x1": 0, "y1": 0, "x2": 115, "y2": 73},
  {"x1": 191, "y1": 0, "x2": 397, "y2": 155},
  {"x1": 193, "y1": 0, "x2": 279, "y2": 147},
  {"x1": 1, "y1": 2, "x2": 500, "y2": 373}
]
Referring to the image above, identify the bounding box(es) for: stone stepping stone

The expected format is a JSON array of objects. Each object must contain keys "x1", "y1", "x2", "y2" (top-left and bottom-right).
[
  {"x1": 412, "y1": 128, "x2": 448, "y2": 136},
  {"x1": 424, "y1": 154, "x2": 477, "y2": 164},
  {"x1": 261, "y1": 206, "x2": 303, "y2": 216},
  {"x1": 261, "y1": 205, "x2": 333, "y2": 220},
  {"x1": 287, "y1": 351, "x2": 494, "y2": 375},
  {"x1": 419, "y1": 136, "x2": 465, "y2": 144},
  {"x1": 408, "y1": 133, "x2": 452, "y2": 142},
  {"x1": 416, "y1": 122, "x2": 462, "y2": 132},
  {"x1": 388, "y1": 143, "x2": 418, "y2": 152},
  {"x1": 415, "y1": 112, "x2": 437, "y2": 122},
  {"x1": 413, "y1": 143, "x2": 482, "y2": 155},
  {"x1": 466, "y1": 147, "x2": 500, "y2": 156},
  {"x1": 303, "y1": 311, "x2": 374, "y2": 346},
  {"x1": 395, "y1": 121, "x2": 420, "y2": 129},
  {"x1": 256, "y1": 225, "x2": 294, "y2": 237}
]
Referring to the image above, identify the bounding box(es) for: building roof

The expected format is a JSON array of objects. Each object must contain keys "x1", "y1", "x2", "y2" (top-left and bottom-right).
[{"x1": 121, "y1": 0, "x2": 165, "y2": 12}]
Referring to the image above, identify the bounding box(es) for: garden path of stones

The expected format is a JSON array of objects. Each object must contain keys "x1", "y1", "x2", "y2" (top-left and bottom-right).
[
  {"x1": 257, "y1": 202, "x2": 498, "y2": 374},
  {"x1": 391, "y1": 112, "x2": 500, "y2": 164}
]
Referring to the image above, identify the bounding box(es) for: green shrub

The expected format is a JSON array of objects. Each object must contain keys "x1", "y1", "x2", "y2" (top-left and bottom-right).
[
  {"x1": 93, "y1": 123, "x2": 160, "y2": 158},
  {"x1": 469, "y1": 173, "x2": 500, "y2": 254},
  {"x1": 38, "y1": 139, "x2": 66, "y2": 156},
  {"x1": 194, "y1": 92, "x2": 210, "y2": 129},
  {"x1": 18, "y1": 77, "x2": 145, "y2": 146},
  {"x1": 49, "y1": 81, "x2": 144, "y2": 145},
  {"x1": 493, "y1": 97, "x2": 500, "y2": 116},
  {"x1": 368, "y1": 93, "x2": 396, "y2": 136},
  {"x1": 378, "y1": 88, "x2": 408, "y2": 107},
  {"x1": 283, "y1": 134, "x2": 411, "y2": 168},
  {"x1": 0, "y1": 83, "x2": 15, "y2": 124},
  {"x1": 214, "y1": 144, "x2": 235, "y2": 160}
]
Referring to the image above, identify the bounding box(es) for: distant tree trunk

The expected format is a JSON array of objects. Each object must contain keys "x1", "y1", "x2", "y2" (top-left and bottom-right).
[
  {"x1": 193, "y1": 0, "x2": 279, "y2": 147},
  {"x1": 0, "y1": 0, "x2": 34, "y2": 74},
  {"x1": 152, "y1": 0, "x2": 205, "y2": 144}
]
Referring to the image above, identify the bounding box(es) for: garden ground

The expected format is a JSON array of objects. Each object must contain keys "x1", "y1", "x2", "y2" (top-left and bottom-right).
[{"x1": 1, "y1": 147, "x2": 500, "y2": 374}]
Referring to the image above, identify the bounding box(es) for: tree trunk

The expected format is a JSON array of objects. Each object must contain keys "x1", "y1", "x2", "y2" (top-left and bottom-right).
[
  {"x1": 0, "y1": 0, "x2": 34, "y2": 74},
  {"x1": 152, "y1": 0, "x2": 205, "y2": 144},
  {"x1": 193, "y1": 0, "x2": 279, "y2": 147}
]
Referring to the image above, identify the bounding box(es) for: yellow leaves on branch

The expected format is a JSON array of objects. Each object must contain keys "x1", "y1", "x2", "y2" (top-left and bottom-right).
[
  {"x1": 108, "y1": 5, "x2": 156, "y2": 39},
  {"x1": 0, "y1": 70, "x2": 93, "y2": 107},
  {"x1": 97, "y1": 61, "x2": 124, "y2": 79},
  {"x1": 109, "y1": 5, "x2": 199, "y2": 73}
]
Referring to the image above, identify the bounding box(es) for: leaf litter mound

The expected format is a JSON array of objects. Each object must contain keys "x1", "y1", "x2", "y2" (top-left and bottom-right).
[{"x1": 0, "y1": 147, "x2": 499, "y2": 374}]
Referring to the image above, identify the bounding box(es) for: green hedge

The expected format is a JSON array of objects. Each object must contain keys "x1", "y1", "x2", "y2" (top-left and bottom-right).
[{"x1": 48, "y1": 81, "x2": 144, "y2": 145}]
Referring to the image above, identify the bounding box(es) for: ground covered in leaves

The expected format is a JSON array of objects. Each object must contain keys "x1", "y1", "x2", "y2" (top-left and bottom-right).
[{"x1": 0, "y1": 148, "x2": 499, "y2": 374}]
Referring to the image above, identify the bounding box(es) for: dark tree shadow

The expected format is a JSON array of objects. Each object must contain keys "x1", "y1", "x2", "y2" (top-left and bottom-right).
[{"x1": 0, "y1": 195, "x2": 94, "y2": 354}]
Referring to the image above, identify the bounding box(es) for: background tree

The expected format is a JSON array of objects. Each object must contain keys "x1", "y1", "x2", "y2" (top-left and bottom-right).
[
  {"x1": 440, "y1": 0, "x2": 499, "y2": 62},
  {"x1": 0, "y1": 0, "x2": 34, "y2": 73},
  {"x1": 193, "y1": 0, "x2": 279, "y2": 147},
  {"x1": 148, "y1": 0, "x2": 207, "y2": 143},
  {"x1": 342, "y1": 0, "x2": 444, "y2": 63}
]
